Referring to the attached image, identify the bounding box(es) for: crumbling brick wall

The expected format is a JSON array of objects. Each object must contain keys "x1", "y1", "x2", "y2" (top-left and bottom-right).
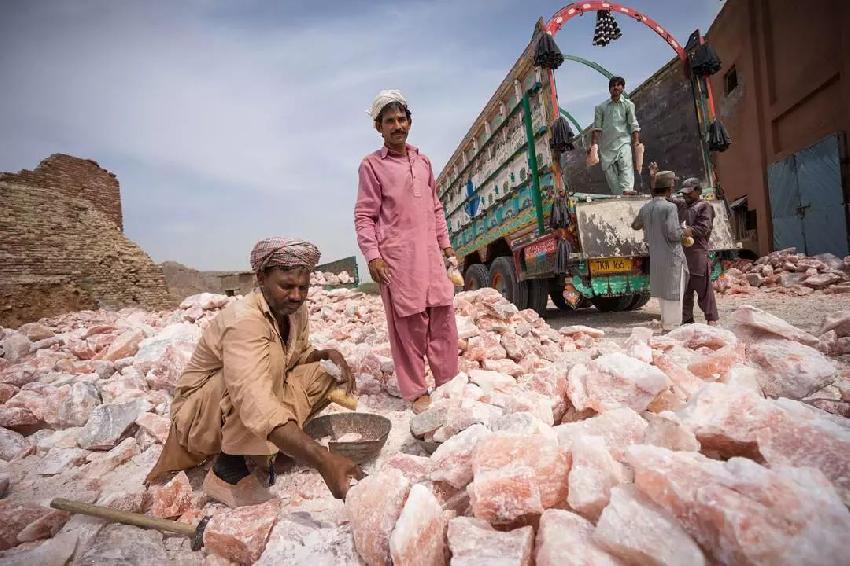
[
  {"x1": 0, "y1": 156, "x2": 171, "y2": 327},
  {"x1": 0, "y1": 154, "x2": 123, "y2": 230}
]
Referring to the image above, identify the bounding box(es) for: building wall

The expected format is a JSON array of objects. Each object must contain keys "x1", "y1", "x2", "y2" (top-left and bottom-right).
[
  {"x1": 708, "y1": 0, "x2": 850, "y2": 255},
  {"x1": 0, "y1": 154, "x2": 124, "y2": 231},
  {"x1": 0, "y1": 156, "x2": 170, "y2": 327}
]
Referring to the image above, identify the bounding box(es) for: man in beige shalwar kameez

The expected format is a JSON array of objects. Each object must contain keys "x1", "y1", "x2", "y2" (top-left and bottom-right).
[{"x1": 147, "y1": 237, "x2": 363, "y2": 507}]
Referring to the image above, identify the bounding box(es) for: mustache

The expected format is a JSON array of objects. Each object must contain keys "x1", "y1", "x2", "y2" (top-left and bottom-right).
[{"x1": 392, "y1": 129, "x2": 408, "y2": 134}]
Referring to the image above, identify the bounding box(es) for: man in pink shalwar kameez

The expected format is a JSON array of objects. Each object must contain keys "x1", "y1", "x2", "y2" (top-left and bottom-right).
[{"x1": 355, "y1": 90, "x2": 459, "y2": 413}]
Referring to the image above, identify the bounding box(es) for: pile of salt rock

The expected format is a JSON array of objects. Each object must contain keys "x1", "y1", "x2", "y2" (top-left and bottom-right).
[
  {"x1": 715, "y1": 248, "x2": 850, "y2": 296},
  {"x1": 310, "y1": 270, "x2": 354, "y2": 287},
  {"x1": 0, "y1": 286, "x2": 848, "y2": 565}
]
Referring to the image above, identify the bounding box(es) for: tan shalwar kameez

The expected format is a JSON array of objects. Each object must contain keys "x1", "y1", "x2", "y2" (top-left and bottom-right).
[{"x1": 146, "y1": 290, "x2": 335, "y2": 482}]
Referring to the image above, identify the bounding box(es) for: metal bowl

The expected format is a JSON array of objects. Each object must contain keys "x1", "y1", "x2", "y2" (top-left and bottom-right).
[{"x1": 304, "y1": 412, "x2": 391, "y2": 464}]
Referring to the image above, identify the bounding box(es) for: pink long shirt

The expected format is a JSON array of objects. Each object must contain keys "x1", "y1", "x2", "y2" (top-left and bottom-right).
[{"x1": 355, "y1": 144, "x2": 455, "y2": 318}]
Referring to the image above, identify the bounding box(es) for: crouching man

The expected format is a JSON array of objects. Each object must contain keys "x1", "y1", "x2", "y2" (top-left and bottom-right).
[{"x1": 146, "y1": 237, "x2": 364, "y2": 507}]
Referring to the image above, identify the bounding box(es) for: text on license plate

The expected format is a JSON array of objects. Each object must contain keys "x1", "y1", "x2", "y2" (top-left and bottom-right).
[{"x1": 589, "y1": 258, "x2": 632, "y2": 275}]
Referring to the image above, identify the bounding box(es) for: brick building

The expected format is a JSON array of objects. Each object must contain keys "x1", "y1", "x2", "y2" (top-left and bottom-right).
[
  {"x1": 707, "y1": 0, "x2": 850, "y2": 256},
  {"x1": 0, "y1": 155, "x2": 170, "y2": 327}
]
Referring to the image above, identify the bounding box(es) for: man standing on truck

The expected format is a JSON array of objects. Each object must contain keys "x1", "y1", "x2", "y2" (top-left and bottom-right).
[
  {"x1": 632, "y1": 171, "x2": 692, "y2": 331},
  {"x1": 649, "y1": 164, "x2": 720, "y2": 325},
  {"x1": 590, "y1": 76, "x2": 641, "y2": 195},
  {"x1": 354, "y1": 90, "x2": 459, "y2": 414}
]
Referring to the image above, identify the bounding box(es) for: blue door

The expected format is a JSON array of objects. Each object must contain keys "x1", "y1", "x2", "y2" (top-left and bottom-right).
[{"x1": 768, "y1": 134, "x2": 848, "y2": 256}]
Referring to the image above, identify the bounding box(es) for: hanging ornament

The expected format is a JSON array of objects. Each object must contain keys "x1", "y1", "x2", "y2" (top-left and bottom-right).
[
  {"x1": 534, "y1": 32, "x2": 565, "y2": 69},
  {"x1": 593, "y1": 10, "x2": 622, "y2": 47}
]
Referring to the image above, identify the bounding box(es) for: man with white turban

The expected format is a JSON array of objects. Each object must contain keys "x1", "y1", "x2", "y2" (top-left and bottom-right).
[
  {"x1": 147, "y1": 237, "x2": 364, "y2": 507},
  {"x1": 355, "y1": 90, "x2": 460, "y2": 414}
]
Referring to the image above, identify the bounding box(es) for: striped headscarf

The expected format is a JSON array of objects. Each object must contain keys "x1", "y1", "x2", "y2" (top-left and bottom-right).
[{"x1": 250, "y1": 237, "x2": 321, "y2": 273}]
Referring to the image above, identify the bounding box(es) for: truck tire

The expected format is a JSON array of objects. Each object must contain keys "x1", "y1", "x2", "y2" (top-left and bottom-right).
[
  {"x1": 626, "y1": 292, "x2": 651, "y2": 311},
  {"x1": 527, "y1": 279, "x2": 549, "y2": 315},
  {"x1": 590, "y1": 296, "x2": 634, "y2": 312},
  {"x1": 489, "y1": 257, "x2": 529, "y2": 310},
  {"x1": 550, "y1": 280, "x2": 593, "y2": 311},
  {"x1": 463, "y1": 264, "x2": 490, "y2": 291}
]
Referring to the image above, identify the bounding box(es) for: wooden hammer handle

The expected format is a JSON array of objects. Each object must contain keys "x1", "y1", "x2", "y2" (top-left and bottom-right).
[{"x1": 51, "y1": 498, "x2": 197, "y2": 537}]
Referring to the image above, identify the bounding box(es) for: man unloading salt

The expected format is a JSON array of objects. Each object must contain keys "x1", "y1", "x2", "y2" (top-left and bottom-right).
[
  {"x1": 354, "y1": 90, "x2": 459, "y2": 414},
  {"x1": 589, "y1": 76, "x2": 642, "y2": 195},
  {"x1": 632, "y1": 171, "x2": 692, "y2": 330}
]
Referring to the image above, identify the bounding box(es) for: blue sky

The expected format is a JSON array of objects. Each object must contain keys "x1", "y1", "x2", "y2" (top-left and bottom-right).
[{"x1": 0, "y1": 0, "x2": 724, "y2": 272}]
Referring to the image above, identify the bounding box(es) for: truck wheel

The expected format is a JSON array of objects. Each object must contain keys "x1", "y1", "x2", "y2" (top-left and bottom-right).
[
  {"x1": 590, "y1": 296, "x2": 634, "y2": 312},
  {"x1": 489, "y1": 257, "x2": 529, "y2": 310},
  {"x1": 626, "y1": 292, "x2": 650, "y2": 311},
  {"x1": 527, "y1": 279, "x2": 549, "y2": 315},
  {"x1": 463, "y1": 264, "x2": 490, "y2": 291}
]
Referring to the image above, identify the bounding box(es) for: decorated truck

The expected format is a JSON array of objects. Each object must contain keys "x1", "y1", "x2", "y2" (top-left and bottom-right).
[{"x1": 436, "y1": 2, "x2": 739, "y2": 314}]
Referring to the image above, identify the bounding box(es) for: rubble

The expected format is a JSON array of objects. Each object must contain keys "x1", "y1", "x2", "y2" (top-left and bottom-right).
[
  {"x1": 718, "y1": 249, "x2": 850, "y2": 295},
  {"x1": 1, "y1": 287, "x2": 849, "y2": 563}
]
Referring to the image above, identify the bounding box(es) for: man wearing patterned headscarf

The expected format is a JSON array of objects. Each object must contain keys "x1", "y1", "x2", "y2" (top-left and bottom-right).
[
  {"x1": 356, "y1": 89, "x2": 460, "y2": 414},
  {"x1": 147, "y1": 237, "x2": 364, "y2": 507}
]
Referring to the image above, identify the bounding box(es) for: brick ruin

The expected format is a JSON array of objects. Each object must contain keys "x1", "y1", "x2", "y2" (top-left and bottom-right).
[{"x1": 0, "y1": 154, "x2": 171, "y2": 327}]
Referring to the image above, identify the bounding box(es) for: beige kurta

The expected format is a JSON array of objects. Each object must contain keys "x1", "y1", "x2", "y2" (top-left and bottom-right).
[{"x1": 146, "y1": 290, "x2": 335, "y2": 482}]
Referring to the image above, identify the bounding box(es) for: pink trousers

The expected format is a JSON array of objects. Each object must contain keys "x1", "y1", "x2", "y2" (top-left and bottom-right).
[{"x1": 380, "y1": 292, "x2": 459, "y2": 400}]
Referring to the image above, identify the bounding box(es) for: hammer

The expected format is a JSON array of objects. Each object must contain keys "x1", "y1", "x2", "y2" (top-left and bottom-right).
[{"x1": 50, "y1": 498, "x2": 211, "y2": 551}]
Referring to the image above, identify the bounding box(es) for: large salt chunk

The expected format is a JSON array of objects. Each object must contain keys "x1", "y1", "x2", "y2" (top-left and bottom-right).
[
  {"x1": 58, "y1": 382, "x2": 101, "y2": 427},
  {"x1": 0, "y1": 426, "x2": 31, "y2": 460},
  {"x1": 665, "y1": 323, "x2": 738, "y2": 350},
  {"x1": 1, "y1": 333, "x2": 31, "y2": 363},
  {"x1": 0, "y1": 501, "x2": 57, "y2": 550},
  {"x1": 346, "y1": 467, "x2": 411, "y2": 566},
  {"x1": 746, "y1": 337, "x2": 836, "y2": 399},
  {"x1": 430, "y1": 424, "x2": 491, "y2": 489},
  {"x1": 536, "y1": 509, "x2": 622, "y2": 566},
  {"x1": 468, "y1": 432, "x2": 568, "y2": 524},
  {"x1": 819, "y1": 310, "x2": 850, "y2": 337},
  {"x1": 389, "y1": 484, "x2": 446, "y2": 566},
  {"x1": 643, "y1": 412, "x2": 700, "y2": 452},
  {"x1": 555, "y1": 407, "x2": 648, "y2": 461},
  {"x1": 95, "y1": 329, "x2": 145, "y2": 361},
  {"x1": 148, "y1": 471, "x2": 192, "y2": 519},
  {"x1": 687, "y1": 345, "x2": 739, "y2": 380},
  {"x1": 493, "y1": 412, "x2": 557, "y2": 443},
  {"x1": 203, "y1": 499, "x2": 281, "y2": 565},
  {"x1": 730, "y1": 305, "x2": 819, "y2": 346},
  {"x1": 567, "y1": 435, "x2": 632, "y2": 520},
  {"x1": 78, "y1": 524, "x2": 167, "y2": 564},
  {"x1": 627, "y1": 444, "x2": 850, "y2": 565},
  {"x1": 447, "y1": 517, "x2": 533, "y2": 566},
  {"x1": 468, "y1": 369, "x2": 516, "y2": 395},
  {"x1": 383, "y1": 453, "x2": 434, "y2": 485},
  {"x1": 78, "y1": 400, "x2": 147, "y2": 450},
  {"x1": 568, "y1": 353, "x2": 669, "y2": 413}
]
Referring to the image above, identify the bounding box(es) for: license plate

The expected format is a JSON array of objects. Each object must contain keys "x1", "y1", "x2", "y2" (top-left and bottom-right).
[{"x1": 589, "y1": 257, "x2": 632, "y2": 275}]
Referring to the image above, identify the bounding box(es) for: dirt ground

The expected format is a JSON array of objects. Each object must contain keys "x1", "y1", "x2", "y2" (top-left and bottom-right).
[{"x1": 543, "y1": 291, "x2": 846, "y2": 343}]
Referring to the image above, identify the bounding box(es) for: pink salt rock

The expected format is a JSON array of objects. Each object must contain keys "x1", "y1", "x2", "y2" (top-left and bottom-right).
[
  {"x1": 389, "y1": 484, "x2": 446, "y2": 566},
  {"x1": 555, "y1": 407, "x2": 648, "y2": 462},
  {"x1": 567, "y1": 435, "x2": 632, "y2": 520},
  {"x1": 447, "y1": 516, "x2": 533, "y2": 566},
  {"x1": 67, "y1": 338, "x2": 98, "y2": 360},
  {"x1": 430, "y1": 424, "x2": 491, "y2": 489},
  {"x1": 95, "y1": 329, "x2": 145, "y2": 361},
  {"x1": 567, "y1": 353, "x2": 670, "y2": 413},
  {"x1": 455, "y1": 315, "x2": 479, "y2": 340},
  {"x1": 346, "y1": 467, "x2": 411, "y2": 566},
  {"x1": 627, "y1": 444, "x2": 850, "y2": 565},
  {"x1": 16, "y1": 510, "x2": 70, "y2": 543},
  {"x1": 746, "y1": 337, "x2": 836, "y2": 399},
  {"x1": 560, "y1": 325, "x2": 605, "y2": 339},
  {"x1": 687, "y1": 345, "x2": 740, "y2": 380},
  {"x1": 721, "y1": 363, "x2": 765, "y2": 393},
  {"x1": 482, "y1": 358, "x2": 523, "y2": 377},
  {"x1": 135, "y1": 412, "x2": 170, "y2": 444},
  {"x1": 0, "y1": 407, "x2": 40, "y2": 430},
  {"x1": 0, "y1": 426, "x2": 31, "y2": 460},
  {"x1": 819, "y1": 310, "x2": 850, "y2": 337},
  {"x1": 203, "y1": 499, "x2": 280, "y2": 565},
  {"x1": 149, "y1": 471, "x2": 193, "y2": 519},
  {"x1": 0, "y1": 501, "x2": 55, "y2": 550},
  {"x1": 502, "y1": 389, "x2": 554, "y2": 426},
  {"x1": 180, "y1": 293, "x2": 230, "y2": 310},
  {"x1": 440, "y1": 400, "x2": 503, "y2": 438},
  {"x1": 383, "y1": 453, "x2": 434, "y2": 484},
  {"x1": 594, "y1": 486, "x2": 705, "y2": 566},
  {"x1": 665, "y1": 323, "x2": 737, "y2": 350},
  {"x1": 465, "y1": 333, "x2": 506, "y2": 362},
  {"x1": 145, "y1": 342, "x2": 195, "y2": 392},
  {"x1": 1, "y1": 333, "x2": 31, "y2": 363},
  {"x1": 469, "y1": 432, "x2": 568, "y2": 524},
  {"x1": 536, "y1": 509, "x2": 622, "y2": 566},
  {"x1": 642, "y1": 411, "x2": 700, "y2": 452},
  {"x1": 624, "y1": 327, "x2": 654, "y2": 364},
  {"x1": 493, "y1": 412, "x2": 557, "y2": 443},
  {"x1": 468, "y1": 369, "x2": 516, "y2": 395},
  {"x1": 431, "y1": 373, "x2": 468, "y2": 402},
  {"x1": 730, "y1": 305, "x2": 819, "y2": 346},
  {"x1": 0, "y1": 383, "x2": 18, "y2": 404}
]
